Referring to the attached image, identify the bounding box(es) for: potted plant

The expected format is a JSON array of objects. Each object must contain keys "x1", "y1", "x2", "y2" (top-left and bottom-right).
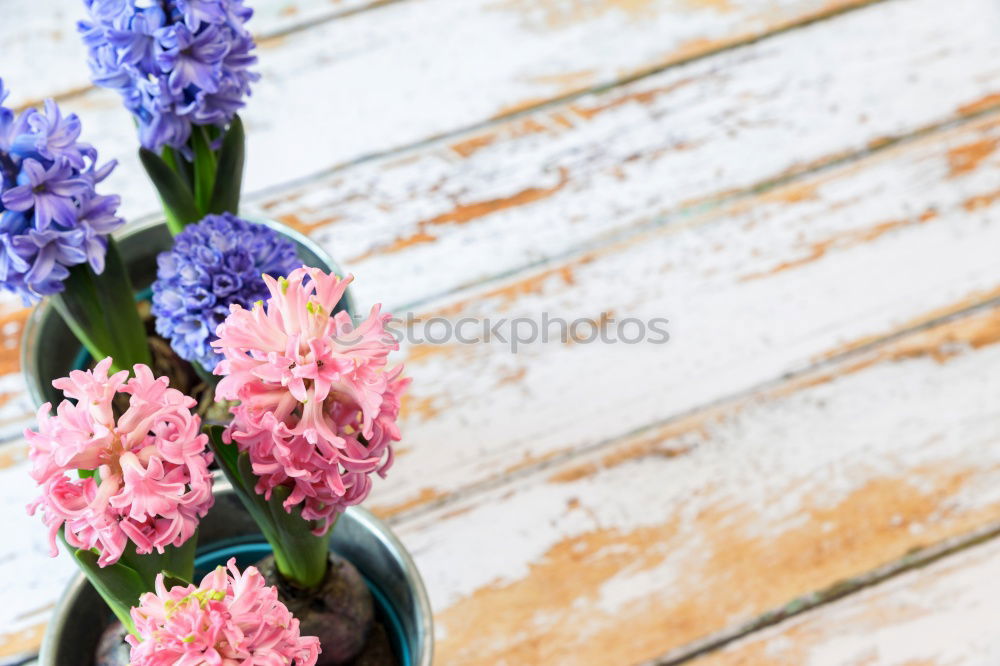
[{"x1": 8, "y1": 0, "x2": 434, "y2": 662}]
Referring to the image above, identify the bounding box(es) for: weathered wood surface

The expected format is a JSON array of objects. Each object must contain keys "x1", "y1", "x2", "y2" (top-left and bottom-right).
[
  {"x1": 251, "y1": 0, "x2": 1000, "y2": 309},
  {"x1": 19, "y1": 0, "x2": 947, "y2": 227},
  {"x1": 396, "y1": 303, "x2": 1000, "y2": 665},
  {"x1": 0, "y1": 0, "x2": 998, "y2": 443},
  {"x1": 1, "y1": 0, "x2": 999, "y2": 662},
  {"x1": 3, "y1": 91, "x2": 1000, "y2": 664},
  {"x1": 366, "y1": 104, "x2": 1000, "y2": 517},
  {"x1": 1, "y1": 0, "x2": 383, "y2": 109},
  {"x1": 689, "y1": 535, "x2": 1000, "y2": 665},
  {"x1": 7, "y1": 0, "x2": 878, "y2": 112}
]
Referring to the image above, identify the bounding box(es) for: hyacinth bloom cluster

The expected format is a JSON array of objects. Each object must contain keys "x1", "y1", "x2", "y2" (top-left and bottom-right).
[
  {"x1": 0, "y1": 79, "x2": 123, "y2": 304},
  {"x1": 128, "y1": 558, "x2": 320, "y2": 665},
  {"x1": 78, "y1": 0, "x2": 259, "y2": 152},
  {"x1": 26, "y1": 359, "x2": 214, "y2": 566},
  {"x1": 152, "y1": 214, "x2": 300, "y2": 371},
  {"x1": 214, "y1": 267, "x2": 409, "y2": 533}
]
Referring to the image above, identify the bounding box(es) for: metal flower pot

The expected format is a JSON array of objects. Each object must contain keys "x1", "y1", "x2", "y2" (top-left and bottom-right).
[
  {"x1": 22, "y1": 218, "x2": 433, "y2": 664},
  {"x1": 38, "y1": 480, "x2": 434, "y2": 665},
  {"x1": 20, "y1": 217, "x2": 355, "y2": 408}
]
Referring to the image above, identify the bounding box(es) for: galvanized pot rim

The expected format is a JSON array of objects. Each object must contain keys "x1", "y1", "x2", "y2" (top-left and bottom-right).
[
  {"x1": 24, "y1": 218, "x2": 432, "y2": 664},
  {"x1": 19, "y1": 216, "x2": 357, "y2": 409},
  {"x1": 38, "y1": 478, "x2": 434, "y2": 666}
]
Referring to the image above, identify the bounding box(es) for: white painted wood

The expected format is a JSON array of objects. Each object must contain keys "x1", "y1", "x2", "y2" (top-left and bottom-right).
[
  {"x1": 32, "y1": 0, "x2": 888, "y2": 224},
  {"x1": 690, "y1": 536, "x2": 1000, "y2": 666},
  {"x1": 396, "y1": 305, "x2": 1000, "y2": 664},
  {"x1": 0, "y1": 0, "x2": 381, "y2": 109},
  {"x1": 0, "y1": 0, "x2": 998, "y2": 660},
  {"x1": 253, "y1": 0, "x2": 1000, "y2": 310},
  {"x1": 3, "y1": 0, "x2": 984, "y2": 442},
  {"x1": 6, "y1": 266, "x2": 1000, "y2": 661},
  {"x1": 364, "y1": 108, "x2": 1000, "y2": 517},
  {"x1": 0, "y1": 449, "x2": 76, "y2": 658}
]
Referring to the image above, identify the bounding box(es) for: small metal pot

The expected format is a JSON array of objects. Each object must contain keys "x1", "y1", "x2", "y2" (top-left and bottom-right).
[
  {"x1": 24, "y1": 219, "x2": 433, "y2": 663},
  {"x1": 38, "y1": 480, "x2": 434, "y2": 665},
  {"x1": 20, "y1": 217, "x2": 355, "y2": 408}
]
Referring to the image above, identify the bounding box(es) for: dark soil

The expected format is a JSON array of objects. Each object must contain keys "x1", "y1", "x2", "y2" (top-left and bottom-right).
[
  {"x1": 94, "y1": 621, "x2": 130, "y2": 666},
  {"x1": 258, "y1": 554, "x2": 398, "y2": 666}
]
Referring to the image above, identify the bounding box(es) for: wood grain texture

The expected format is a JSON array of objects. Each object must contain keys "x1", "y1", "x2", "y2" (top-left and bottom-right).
[
  {"x1": 255, "y1": 0, "x2": 1000, "y2": 311},
  {"x1": 688, "y1": 536, "x2": 1000, "y2": 665},
  {"x1": 30, "y1": 0, "x2": 898, "y2": 226},
  {"x1": 0, "y1": 445, "x2": 76, "y2": 659},
  {"x1": 0, "y1": 0, "x2": 383, "y2": 109},
  {"x1": 363, "y1": 105, "x2": 1000, "y2": 518},
  {"x1": 396, "y1": 303, "x2": 1000, "y2": 665},
  {"x1": 1, "y1": 0, "x2": 991, "y2": 444},
  {"x1": 1, "y1": 0, "x2": 998, "y2": 661}
]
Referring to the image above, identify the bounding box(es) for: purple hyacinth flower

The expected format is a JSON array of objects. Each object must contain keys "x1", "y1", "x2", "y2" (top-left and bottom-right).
[
  {"x1": 78, "y1": 0, "x2": 257, "y2": 152},
  {"x1": 175, "y1": 0, "x2": 230, "y2": 28},
  {"x1": 0, "y1": 78, "x2": 124, "y2": 303},
  {"x1": 19, "y1": 229, "x2": 88, "y2": 286},
  {"x1": 157, "y1": 24, "x2": 229, "y2": 95},
  {"x1": 152, "y1": 214, "x2": 300, "y2": 370},
  {"x1": 3, "y1": 159, "x2": 90, "y2": 230},
  {"x1": 107, "y1": 8, "x2": 166, "y2": 71},
  {"x1": 9, "y1": 100, "x2": 90, "y2": 169}
]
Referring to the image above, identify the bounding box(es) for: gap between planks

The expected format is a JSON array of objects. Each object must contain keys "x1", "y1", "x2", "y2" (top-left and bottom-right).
[
  {"x1": 246, "y1": 0, "x2": 889, "y2": 204},
  {"x1": 676, "y1": 527, "x2": 1000, "y2": 665},
  {"x1": 370, "y1": 96, "x2": 1000, "y2": 320},
  {"x1": 7, "y1": 0, "x2": 409, "y2": 113},
  {"x1": 400, "y1": 300, "x2": 1000, "y2": 664},
  {"x1": 653, "y1": 519, "x2": 1000, "y2": 665},
  {"x1": 384, "y1": 292, "x2": 1000, "y2": 529}
]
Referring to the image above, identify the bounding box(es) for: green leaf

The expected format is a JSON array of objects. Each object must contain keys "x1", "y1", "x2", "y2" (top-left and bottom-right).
[
  {"x1": 190, "y1": 126, "x2": 218, "y2": 214},
  {"x1": 206, "y1": 425, "x2": 240, "y2": 480},
  {"x1": 138, "y1": 147, "x2": 202, "y2": 233},
  {"x1": 161, "y1": 145, "x2": 193, "y2": 191},
  {"x1": 208, "y1": 116, "x2": 245, "y2": 215},
  {"x1": 72, "y1": 548, "x2": 146, "y2": 636},
  {"x1": 50, "y1": 238, "x2": 152, "y2": 373},
  {"x1": 205, "y1": 425, "x2": 328, "y2": 589},
  {"x1": 158, "y1": 571, "x2": 193, "y2": 590}
]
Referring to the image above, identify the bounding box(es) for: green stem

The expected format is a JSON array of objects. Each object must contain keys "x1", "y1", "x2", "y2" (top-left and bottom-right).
[
  {"x1": 63, "y1": 533, "x2": 196, "y2": 637},
  {"x1": 190, "y1": 126, "x2": 218, "y2": 214},
  {"x1": 160, "y1": 147, "x2": 193, "y2": 235},
  {"x1": 50, "y1": 238, "x2": 152, "y2": 373},
  {"x1": 264, "y1": 485, "x2": 330, "y2": 589},
  {"x1": 207, "y1": 426, "x2": 331, "y2": 590}
]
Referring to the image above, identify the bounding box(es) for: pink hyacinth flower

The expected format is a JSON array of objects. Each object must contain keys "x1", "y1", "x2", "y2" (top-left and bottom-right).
[
  {"x1": 26, "y1": 358, "x2": 214, "y2": 566},
  {"x1": 213, "y1": 267, "x2": 409, "y2": 533},
  {"x1": 128, "y1": 558, "x2": 321, "y2": 665}
]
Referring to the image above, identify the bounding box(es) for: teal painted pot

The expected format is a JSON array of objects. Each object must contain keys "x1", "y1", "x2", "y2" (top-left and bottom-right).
[
  {"x1": 38, "y1": 480, "x2": 434, "y2": 665},
  {"x1": 25, "y1": 219, "x2": 434, "y2": 665}
]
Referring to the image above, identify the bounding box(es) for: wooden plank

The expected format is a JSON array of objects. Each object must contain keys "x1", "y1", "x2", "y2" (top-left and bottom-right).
[
  {"x1": 6, "y1": 298, "x2": 1000, "y2": 659},
  {"x1": 4, "y1": 73, "x2": 1000, "y2": 476},
  {"x1": 1, "y1": 0, "x2": 384, "y2": 109},
  {"x1": 394, "y1": 303, "x2": 1000, "y2": 665},
  {"x1": 364, "y1": 105, "x2": 1000, "y2": 517},
  {"x1": 0, "y1": 0, "x2": 976, "y2": 440},
  {"x1": 254, "y1": 0, "x2": 1000, "y2": 310},
  {"x1": 0, "y1": 445, "x2": 77, "y2": 659},
  {"x1": 688, "y1": 536, "x2": 1000, "y2": 666},
  {"x1": 7, "y1": 0, "x2": 876, "y2": 110},
  {"x1": 36, "y1": 0, "x2": 901, "y2": 226}
]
